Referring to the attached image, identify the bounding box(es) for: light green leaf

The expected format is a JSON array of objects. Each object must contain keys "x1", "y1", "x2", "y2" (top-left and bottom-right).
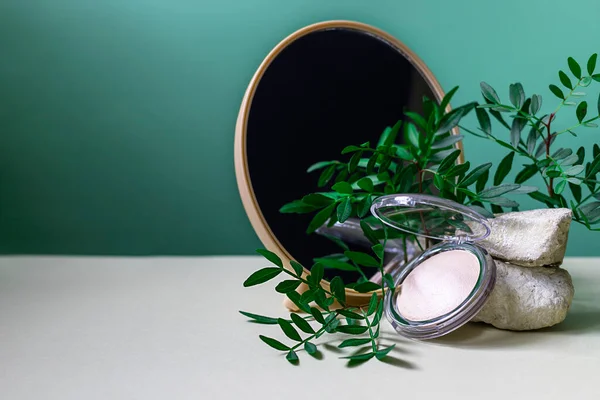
[
  {"x1": 510, "y1": 118, "x2": 525, "y2": 148},
  {"x1": 565, "y1": 165, "x2": 585, "y2": 176},
  {"x1": 332, "y1": 181, "x2": 353, "y2": 194},
  {"x1": 357, "y1": 177, "x2": 374, "y2": 192},
  {"x1": 286, "y1": 350, "x2": 299, "y2": 363},
  {"x1": 371, "y1": 244, "x2": 384, "y2": 260},
  {"x1": 314, "y1": 257, "x2": 356, "y2": 271},
  {"x1": 485, "y1": 197, "x2": 519, "y2": 207},
  {"x1": 555, "y1": 180, "x2": 567, "y2": 195}
]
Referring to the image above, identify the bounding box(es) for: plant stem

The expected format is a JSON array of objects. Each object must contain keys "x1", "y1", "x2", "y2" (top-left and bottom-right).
[
  {"x1": 554, "y1": 115, "x2": 600, "y2": 136},
  {"x1": 545, "y1": 113, "x2": 555, "y2": 197}
]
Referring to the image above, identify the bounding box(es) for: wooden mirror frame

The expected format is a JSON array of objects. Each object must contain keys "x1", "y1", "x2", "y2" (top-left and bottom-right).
[{"x1": 234, "y1": 20, "x2": 463, "y2": 307}]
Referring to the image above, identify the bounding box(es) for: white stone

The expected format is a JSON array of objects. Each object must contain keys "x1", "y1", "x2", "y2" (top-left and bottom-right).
[
  {"x1": 473, "y1": 259, "x2": 574, "y2": 330},
  {"x1": 474, "y1": 208, "x2": 572, "y2": 267}
]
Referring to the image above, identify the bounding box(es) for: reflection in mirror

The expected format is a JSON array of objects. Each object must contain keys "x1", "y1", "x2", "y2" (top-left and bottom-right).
[{"x1": 242, "y1": 24, "x2": 446, "y2": 283}]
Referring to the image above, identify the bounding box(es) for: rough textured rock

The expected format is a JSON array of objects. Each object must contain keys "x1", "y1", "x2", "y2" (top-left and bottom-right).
[
  {"x1": 473, "y1": 208, "x2": 572, "y2": 267},
  {"x1": 473, "y1": 259, "x2": 574, "y2": 330}
]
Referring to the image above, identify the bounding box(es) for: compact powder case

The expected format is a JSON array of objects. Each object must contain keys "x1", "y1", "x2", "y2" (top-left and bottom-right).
[{"x1": 371, "y1": 194, "x2": 497, "y2": 339}]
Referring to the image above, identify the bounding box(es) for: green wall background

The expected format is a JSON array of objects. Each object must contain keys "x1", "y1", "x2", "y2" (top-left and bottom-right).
[{"x1": 1, "y1": 0, "x2": 599, "y2": 256}]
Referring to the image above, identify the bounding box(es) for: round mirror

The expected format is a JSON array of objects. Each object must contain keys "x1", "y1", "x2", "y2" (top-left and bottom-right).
[{"x1": 235, "y1": 21, "x2": 460, "y2": 301}]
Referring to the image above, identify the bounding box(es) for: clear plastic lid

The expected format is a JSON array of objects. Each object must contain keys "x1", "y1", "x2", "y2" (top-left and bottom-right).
[{"x1": 370, "y1": 194, "x2": 491, "y2": 243}]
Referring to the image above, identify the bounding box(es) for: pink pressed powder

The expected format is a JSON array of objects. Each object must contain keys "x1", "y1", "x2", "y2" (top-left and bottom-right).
[{"x1": 396, "y1": 250, "x2": 480, "y2": 321}]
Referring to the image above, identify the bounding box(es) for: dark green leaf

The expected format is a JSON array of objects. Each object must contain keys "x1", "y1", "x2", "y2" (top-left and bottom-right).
[
  {"x1": 440, "y1": 86, "x2": 459, "y2": 111},
  {"x1": 479, "y1": 183, "x2": 521, "y2": 198},
  {"x1": 371, "y1": 244, "x2": 384, "y2": 260},
  {"x1": 432, "y1": 134, "x2": 463, "y2": 149},
  {"x1": 278, "y1": 318, "x2": 302, "y2": 341},
  {"x1": 290, "y1": 260, "x2": 304, "y2": 277},
  {"x1": 306, "y1": 202, "x2": 336, "y2": 234},
  {"x1": 480, "y1": 81, "x2": 500, "y2": 103},
  {"x1": 384, "y1": 273, "x2": 395, "y2": 290},
  {"x1": 367, "y1": 293, "x2": 379, "y2": 316},
  {"x1": 286, "y1": 291, "x2": 310, "y2": 313},
  {"x1": 344, "y1": 251, "x2": 379, "y2": 267},
  {"x1": 588, "y1": 53, "x2": 598, "y2": 75},
  {"x1": 435, "y1": 103, "x2": 477, "y2": 135},
  {"x1": 476, "y1": 169, "x2": 490, "y2": 193},
  {"x1": 589, "y1": 154, "x2": 600, "y2": 178},
  {"x1": 304, "y1": 342, "x2": 317, "y2": 355},
  {"x1": 357, "y1": 177, "x2": 374, "y2": 192},
  {"x1": 576, "y1": 101, "x2": 588, "y2": 123},
  {"x1": 510, "y1": 118, "x2": 525, "y2": 148},
  {"x1": 570, "y1": 182, "x2": 582, "y2": 202},
  {"x1": 286, "y1": 350, "x2": 298, "y2": 363},
  {"x1": 336, "y1": 197, "x2": 352, "y2": 223},
  {"x1": 549, "y1": 84, "x2": 565, "y2": 100},
  {"x1": 259, "y1": 335, "x2": 289, "y2": 351},
  {"x1": 375, "y1": 344, "x2": 396, "y2": 360},
  {"x1": 342, "y1": 352, "x2": 375, "y2": 362},
  {"x1": 493, "y1": 152, "x2": 514, "y2": 186},
  {"x1": 290, "y1": 313, "x2": 315, "y2": 334},
  {"x1": 438, "y1": 149, "x2": 462, "y2": 173},
  {"x1": 530, "y1": 94, "x2": 542, "y2": 114},
  {"x1": 243, "y1": 267, "x2": 282, "y2": 287},
  {"x1": 444, "y1": 161, "x2": 471, "y2": 178},
  {"x1": 404, "y1": 111, "x2": 428, "y2": 129},
  {"x1": 310, "y1": 307, "x2": 325, "y2": 324},
  {"x1": 357, "y1": 195, "x2": 373, "y2": 218},
  {"x1": 329, "y1": 276, "x2": 346, "y2": 304},
  {"x1": 302, "y1": 193, "x2": 334, "y2": 207},
  {"x1": 239, "y1": 311, "x2": 279, "y2": 324},
  {"x1": 307, "y1": 160, "x2": 337, "y2": 173},
  {"x1": 460, "y1": 163, "x2": 492, "y2": 187},
  {"x1": 256, "y1": 248, "x2": 283, "y2": 268},
  {"x1": 515, "y1": 164, "x2": 538, "y2": 184},
  {"x1": 279, "y1": 199, "x2": 317, "y2": 214},
  {"x1": 336, "y1": 325, "x2": 369, "y2": 335},
  {"x1": 275, "y1": 280, "x2": 301, "y2": 293},
  {"x1": 592, "y1": 74, "x2": 600, "y2": 82},
  {"x1": 526, "y1": 127, "x2": 537, "y2": 155},
  {"x1": 509, "y1": 83, "x2": 525, "y2": 107},
  {"x1": 555, "y1": 180, "x2": 567, "y2": 195},
  {"x1": 360, "y1": 220, "x2": 379, "y2": 245},
  {"x1": 338, "y1": 338, "x2": 372, "y2": 348},
  {"x1": 332, "y1": 181, "x2": 353, "y2": 194},
  {"x1": 353, "y1": 281, "x2": 381, "y2": 293},
  {"x1": 341, "y1": 145, "x2": 363, "y2": 154},
  {"x1": 314, "y1": 257, "x2": 356, "y2": 271},
  {"x1": 559, "y1": 70, "x2": 573, "y2": 89},
  {"x1": 348, "y1": 151, "x2": 361, "y2": 173},
  {"x1": 475, "y1": 108, "x2": 491, "y2": 135},
  {"x1": 553, "y1": 148, "x2": 573, "y2": 160},
  {"x1": 597, "y1": 92, "x2": 600, "y2": 116},
  {"x1": 318, "y1": 164, "x2": 336, "y2": 187},
  {"x1": 568, "y1": 57, "x2": 582, "y2": 79},
  {"x1": 309, "y1": 263, "x2": 324, "y2": 287}
]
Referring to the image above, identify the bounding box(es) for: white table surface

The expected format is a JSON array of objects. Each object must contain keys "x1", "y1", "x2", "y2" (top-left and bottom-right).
[{"x1": 0, "y1": 256, "x2": 599, "y2": 400}]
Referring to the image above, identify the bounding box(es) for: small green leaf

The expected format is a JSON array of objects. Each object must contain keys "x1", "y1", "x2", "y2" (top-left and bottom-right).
[
  {"x1": 576, "y1": 101, "x2": 588, "y2": 123},
  {"x1": 476, "y1": 169, "x2": 489, "y2": 193},
  {"x1": 357, "y1": 177, "x2": 374, "y2": 192},
  {"x1": 342, "y1": 352, "x2": 375, "y2": 362},
  {"x1": 555, "y1": 180, "x2": 567, "y2": 195},
  {"x1": 440, "y1": 86, "x2": 459, "y2": 110},
  {"x1": 338, "y1": 338, "x2": 372, "y2": 348},
  {"x1": 314, "y1": 257, "x2": 356, "y2": 271},
  {"x1": 336, "y1": 197, "x2": 352, "y2": 223},
  {"x1": 353, "y1": 281, "x2": 381, "y2": 293},
  {"x1": 278, "y1": 318, "x2": 302, "y2": 341},
  {"x1": 310, "y1": 307, "x2": 325, "y2": 324},
  {"x1": 341, "y1": 145, "x2": 363, "y2": 154},
  {"x1": 357, "y1": 195, "x2": 373, "y2": 218},
  {"x1": 348, "y1": 151, "x2": 362, "y2": 174},
  {"x1": 332, "y1": 181, "x2": 353, "y2": 194},
  {"x1": 290, "y1": 260, "x2": 304, "y2": 277},
  {"x1": 479, "y1": 183, "x2": 521, "y2": 198},
  {"x1": 444, "y1": 161, "x2": 471, "y2": 178},
  {"x1": 530, "y1": 94, "x2": 542, "y2": 114},
  {"x1": 286, "y1": 350, "x2": 299, "y2": 363},
  {"x1": 438, "y1": 149, "x2": 462, "y2": 173},
  {"x1": 243, "y1": 267, "x2": 282, "y2": 287},
  {"x1": 526, "y1": 127, "x2": 537, "y2": 155},
  {"x1": 256, "y1": 248, "x2": 283, "y2": 268},
  {"x1": 279, "y1": 199, "x2": 317, "y2": 214},
  {"x1": 337, "y1": 309, "x2": 364, "y2": 319},
  {"x1": 344, "y1": 251, "x2": 379, "y2": 267},
  {"x1": 307, "y1": 160, "x2": 337, "y2": 173},
  {"x1": 404, "y1": 111, "x2": 428, "y2": 129},
  {"x1": 460, "y1": 163, "x2": 492, "y2": 187},
  {"x1": 515, "y1": 164, "x2": 538, "y2": 184},
  {"x1": 375, "y1": 344, "x2": 396, "y2": 360},
  {"x1": 259, "y1": 335, "x2": 289, "y2": 351},
  {"x1": 329, "y1": 276, "x2": 346, "y2": 304},
  {"x1": 432, "y1": 134, "x2": 463, "y2": 149},
  {"x1": 565, "y1": 165, "x2": 585, "y2": 176},
  {"x1": 290, "y1": 313, "x2": 315, "y2": 334},
  {"x1": 549, "y1": 84, "x2": 564, "y2": 100},
  {"x1": 304, "y1": 342, "x2": 318, "y2": 355},
  {"x1": 480, "y1": 81, "x2": 500, "y2": 103},
  {"x1": 306, "y1": 202, "x2": 336, "y2": 234},
  {"x1": 510, "y1": 118, "x2": 525, "y2": 148},
  {"x1": 360, "y1": 220, "x2": 379, "y2": 245},
  {"x1": 593, "y1": 74, "x2": 600, "y2": 82},
  {"x1": 239, "y1": 311, "x2": 279, "y2": 324},
  {"x1": 435, "y1": 103, "x2": 476, "y2": 135},
  {"x1": 286, "y1": 291, "x2": 310, "y2": 313},
  {"x1": 371, "y1": 244, "x2": 384, "y2": 260},
  {"x1": 558, "y1": 70, "x2": 573, "y2": 89},
  {"x1": 309, "y1": 263, "x2": 324, "y2": 286},
  {"x1": 475, "y1": 107, "x2": 491, "y2": 135},
  {"x1": 404, "y1": 122, "x2": 420, "y2": 149},
  {"x1": 568, "y1": 57, "x2": 582, "y2": 79},
  {"x1": 336, "y1": 325, "x2": 369, "y2": 335},
  {"x1": 367, "y1": 292, "x2": 379, "y2": 316},
  {"x1": 383, "y1": 273, "x2": 395, "y2": 290},
  {"x1": 509, "y1": 83, "x2": 525, "y2": 107},
  {"x1": 318, "y1": 164, "x2": 336, "y2": 187},
  {"x1": 570, "y1": 182, "x2": 582, "y2": 203},
  {"x1": 275, "y1": 280, "x2": 302, "y2": 293},
  {"x1": 588, "y1": 53, "x2": 598, "y2": 75}
]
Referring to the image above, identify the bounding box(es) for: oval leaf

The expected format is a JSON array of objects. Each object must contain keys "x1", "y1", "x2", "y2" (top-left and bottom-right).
[
  {"x1": 275, "y1": 280, "x2": 302, "y2": 293},
  {"x1": 588, "y1": 53, "x2": 598, "y2": 75},
  {"x1": 576, "y1": 101, "x2": 588, "y2": 123},
  {"x1": 336, "y1": 197, "x2": 352, "y2": 223},
  {"x1": 259, "y1": 335, "x2": 289, "y2": 351},
  {"x1": 256, "y1": 248, "x2": 283, "y2": 268},
  {"x1": 291, "y1": 313, "x2": 315, "y2": 334},
  {"x1": 278, "y1": 318, "x2": 302, "y2": 341},
  {"x1": 479, "y1": 183, "x2": 521, "y2": 198},
  {"x1": 480, "y1": 81, "x2": 500, "y2": 103},
  {"x1": 568, "y1": 57, "x2": 582, "y2": 79},
  {"x1": 549, "y1": 84, "x2": 564, "y2": 100},
  {"x1": 460, "y1": 163, "x2": 492, "y2": 187},
  {"x1": 344, "y1": 251, "x2": 379, "y2": 267},
  {"x1": 338, "y1": 338, "x2": 372, "y2": 348},
  {"x1": 239, "y1": 311, "x2": 279, "y2": 324},
  {"x1": 336, "y1": 325, "x2": 369, "y2": 335},
  {"x1": 243, "y1": 267, "x2": 282, "y2": 287},
  {"x1": 558, "y1": 70, "x2": 573, "y2": 89}
]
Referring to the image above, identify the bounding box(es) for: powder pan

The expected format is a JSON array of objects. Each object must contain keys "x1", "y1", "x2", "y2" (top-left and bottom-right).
[{"x1": 370, "y1": 194, "x2": 497, "y2": 340}]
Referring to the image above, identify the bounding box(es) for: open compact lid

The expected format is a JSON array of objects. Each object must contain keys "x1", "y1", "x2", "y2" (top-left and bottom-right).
[{"x1": 370, "y1": 194, "x2": 492, "y2": 243}]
